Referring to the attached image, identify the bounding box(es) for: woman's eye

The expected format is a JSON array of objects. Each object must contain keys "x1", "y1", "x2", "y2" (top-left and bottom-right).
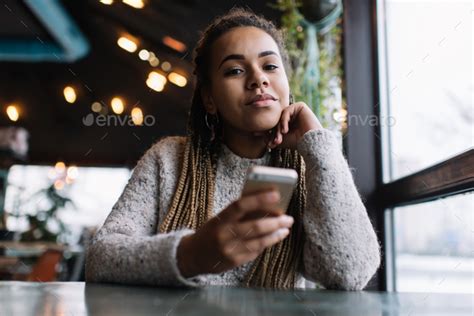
[
  {"x1": 264, "y1": 64, "x2": 278, "y2": 71},
  {"x1": 225, "y1": 68, "x2": 243, "y2": 76}
]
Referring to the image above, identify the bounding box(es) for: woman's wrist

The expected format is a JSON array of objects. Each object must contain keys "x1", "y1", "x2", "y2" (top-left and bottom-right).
[{"x1": 177, "y1": 234, "x2": 200, "y2": 278}]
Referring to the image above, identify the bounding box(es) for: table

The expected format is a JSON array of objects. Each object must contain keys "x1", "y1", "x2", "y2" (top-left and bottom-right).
[{"x1": 0, "y1": 281, "x2": 471, "y2": 315}]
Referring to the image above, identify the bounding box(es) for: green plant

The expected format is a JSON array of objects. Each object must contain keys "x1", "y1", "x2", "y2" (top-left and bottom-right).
[
  {"x1": 270, "y1": 0, "x2": 345, "y2": 133},
  {"x1": 10, "y1": 183, "x2": 74, "y2": 243}
]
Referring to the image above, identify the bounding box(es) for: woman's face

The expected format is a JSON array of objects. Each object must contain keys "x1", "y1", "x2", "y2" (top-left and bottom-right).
[{"x1": 204, "y1": 26, "x2": 290, "y2": 135}]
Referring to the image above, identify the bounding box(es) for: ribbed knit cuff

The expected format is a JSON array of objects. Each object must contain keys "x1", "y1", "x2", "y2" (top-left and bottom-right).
[{"x1": 162, "y1": 228, "x2": 202, "y2": 288}]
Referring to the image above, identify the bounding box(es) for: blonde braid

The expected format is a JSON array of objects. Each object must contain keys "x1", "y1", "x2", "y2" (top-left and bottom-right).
[
  {"x1": 159, "y1": 137, "x2": 216, "y2": 232},
  {"x1": 243, "y1": 148, "x2": 306, "y2": 289}
]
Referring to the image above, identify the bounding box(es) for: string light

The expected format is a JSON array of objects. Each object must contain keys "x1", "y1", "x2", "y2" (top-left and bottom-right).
[
  {"x1": 117, "y1": 36, "x2": 138, "y2": 53},
  {"x1": 111, "y1": 97, "x2": 125, "y2": 114},
  {"x1": 51, "y1": 162, "x2": 78, "y2": 187},
  {"x1": 54, "y1": 179, "x2": 65, "y2": 191},
  {"x1": 161, "y1": 61, "x2": 171, "y2": 72},
  {"x1": 55, "y1": 161, "x2": 66, "y2": 173},
  {"x1": 162, "y1": 36, "x2": 187, "y2": 53},
  {"x1": 146, "y1": 51, "x2": 159, "y2": 67},
  {"x1": 91, "y1": 102, "x2": 102, "y2": 112},
  {"x1": 168, "y1": 72, "x2": 187, "y2": 87},
  {"x1": 149, "y1": 56, "x2": 159, "y2": 67},
  {"x1": 67, "y1": 166, "x2": 79, "y2": 180},
  {"x1": 63, "y1": 86, "x2": 77, "y2": 104},
  {"x1": 146, "y1": 71, "x2": 167, "y2": 92},
  {"x1": 122, "y1": 0, "x2": 144, "y2": 9},
  {"x1": 6, "y1": 105, "x2": 19, "y2": 122},
  {"x1": 131, "y1": 107, "x2": 144, "y2": 125},
  {"x1": 138, "y1": 49, "x2": 150, "y2": 61}
]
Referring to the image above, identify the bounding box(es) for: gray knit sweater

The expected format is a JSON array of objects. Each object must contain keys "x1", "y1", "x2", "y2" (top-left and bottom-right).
[{"x1": 85, "y1": 129, "x2": 380, "y2": 289}]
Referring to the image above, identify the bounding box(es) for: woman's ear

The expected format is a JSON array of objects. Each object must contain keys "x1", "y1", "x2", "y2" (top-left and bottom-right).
[{"x1": 201, "y1": 87, "x2": 217, "y2": 114}]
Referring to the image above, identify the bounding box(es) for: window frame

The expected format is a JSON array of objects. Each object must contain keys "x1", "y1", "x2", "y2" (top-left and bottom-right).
[{"x1": 342, "y1": 0, "x2": 474, "y2": 291}]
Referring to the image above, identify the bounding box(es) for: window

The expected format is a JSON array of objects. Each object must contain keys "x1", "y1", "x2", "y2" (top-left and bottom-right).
[
  {"x1": 377, "y1": 0, "x2": 472, "y2": 181},
  {"x1": 4, "y1": 165, "x2": 130, "y2": 244},
  {"x1": 391, "y1": 193, "x2": 473, "y2": 294},
  {"x1": 376, "y1": 0, "x2": 473, "y2": 293}
]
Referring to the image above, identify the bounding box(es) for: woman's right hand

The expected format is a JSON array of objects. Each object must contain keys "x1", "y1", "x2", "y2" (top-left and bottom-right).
[{"x1": 177, "y1": 189, "x2": 294, "y2": 278}]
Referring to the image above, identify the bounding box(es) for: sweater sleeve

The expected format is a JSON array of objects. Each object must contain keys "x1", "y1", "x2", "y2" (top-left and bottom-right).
[
  {"x1": 296, "y1": 129, "x2": 381, "y2": 290},
  {"x1": 85, "y1": 145, "x2": 201, "y2": 287}
]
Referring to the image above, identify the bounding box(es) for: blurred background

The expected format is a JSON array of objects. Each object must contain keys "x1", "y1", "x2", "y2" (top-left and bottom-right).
[{"x1": 0, "y1": 0, "x2": 472, "y2": 294}]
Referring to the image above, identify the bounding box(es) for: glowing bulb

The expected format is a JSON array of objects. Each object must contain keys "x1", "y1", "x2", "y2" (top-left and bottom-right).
[
  {"x1": 100, "y1": 0, "x2": 113, "y2": 4},
  {"x1": 91, "y1": 102, "x2": 102, "y2": 112},
  {"x1": 6, "y1": 105, "x2": 19, "y2": 122},
  {"x1": 149, "y1": 57, "x2": 159, "y2": 67},
  {"x1": 168, "y1": 72, "x2": 187, "y2": 87},
  {"x1": 54, "y1": 179, "x2": 65, "y2": 191},
  {"x1": 138, "y1": 49, "x2": 150, "y2": 61},
  {"x1": 117, "y1": 36, "x2": 137, "y2": 53},
  {"x1": 161, "y1": 61, "x2": 171, "y2": 72},
  {"x1": 146, "y1": 78, "x2": 164, "y2": 92},
  {"x1": 67, "y1": 166, "x2": 79, "y2": 180},
  {"x1": 122, "y1": 0, "x2": 144, "y2": 9},
  {"x1": 111, "y1": 97, "x2": 125, "y2": 114},
  {"x1": 146, "y1": 71, "x2": 167, "y2": 92},
  {"x1": 63, "y1": 86, "x2": 77, "y2": 103},
  {"x1": 131, "y1": 107, "x2": 144, "y2": 125},
  {"x1": 162, "y1": 36, "x2": 186, "y2": 53},
  {"x1": 55, "y1": 161, "x2": 66, "y2": 173}
]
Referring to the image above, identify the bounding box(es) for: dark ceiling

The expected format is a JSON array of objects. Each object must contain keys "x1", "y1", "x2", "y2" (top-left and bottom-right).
[{"x1": 0, "y1": 0, "x2": 283, "y2": 167}]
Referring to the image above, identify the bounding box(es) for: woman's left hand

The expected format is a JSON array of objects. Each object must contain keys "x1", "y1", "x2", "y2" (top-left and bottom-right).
[{"x1": 267, "y1": 102, "x2": 323, "y2": 150}]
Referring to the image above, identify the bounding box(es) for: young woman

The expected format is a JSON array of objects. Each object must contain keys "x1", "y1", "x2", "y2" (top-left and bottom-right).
[{"x1": 86, "y1": 8, "x2": 380, "y2": 289}]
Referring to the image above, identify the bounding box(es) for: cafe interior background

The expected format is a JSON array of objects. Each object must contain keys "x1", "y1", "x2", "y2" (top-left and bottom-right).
[{"x1": 0, "y1": 0, "x2": 471, "y2": 294}]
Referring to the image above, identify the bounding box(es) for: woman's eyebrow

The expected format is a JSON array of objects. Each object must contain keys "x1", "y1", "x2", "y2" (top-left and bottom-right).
[{"x1": 218, "y1": 50, "x2": 278, "y2": 69}]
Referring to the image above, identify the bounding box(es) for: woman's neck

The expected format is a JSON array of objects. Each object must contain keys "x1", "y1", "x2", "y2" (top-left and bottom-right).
[{"x1": 222, "y1": 128, "x2": 267, "y2": 159}]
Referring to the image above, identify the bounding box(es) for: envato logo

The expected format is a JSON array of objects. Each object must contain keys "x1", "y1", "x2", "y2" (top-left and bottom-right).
[
  {"x1": 335, "y1": 114, "x2": 397, "y2": 127},
  {"x1": 82, "y1": 113, "x2": 156, "y2": 127}
]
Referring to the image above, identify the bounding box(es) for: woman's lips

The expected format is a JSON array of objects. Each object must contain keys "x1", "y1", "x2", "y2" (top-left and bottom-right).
[{"x1": 246, "y1": 99, "x2": 276, "y2": 107}]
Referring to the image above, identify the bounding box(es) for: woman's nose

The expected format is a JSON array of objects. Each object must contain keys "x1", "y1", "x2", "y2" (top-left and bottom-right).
[{"x1": 246, "y1": 70, "x2": 269, "y2": 89}]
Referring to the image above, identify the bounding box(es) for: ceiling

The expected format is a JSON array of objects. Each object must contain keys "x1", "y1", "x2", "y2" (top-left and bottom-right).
[{"x1": 0, "y1": 0, "x2": 282, "y2": 167}]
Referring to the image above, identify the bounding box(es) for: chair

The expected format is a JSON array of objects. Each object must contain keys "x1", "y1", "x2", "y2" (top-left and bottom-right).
[{"x1": 26, "y1": 249, "x2": 63, "y2": 282}]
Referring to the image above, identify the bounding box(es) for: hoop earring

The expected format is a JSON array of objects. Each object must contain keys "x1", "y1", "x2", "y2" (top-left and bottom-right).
[
  {"x1": 205, "y1": 113, "x2": 219, "y2": 129},
  {"x1": 289, "y1": 94, "x2": 295, "y2": 104},
  {"x1": 205, "y1": 113, "x2": 219, "y2": 141},
  {"x1": 205, "y1": 113, "x2": 212, "y2": 130}
]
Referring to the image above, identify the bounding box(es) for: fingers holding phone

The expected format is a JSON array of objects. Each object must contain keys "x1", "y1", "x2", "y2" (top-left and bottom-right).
[
  {"x1": 177, "y1": 189, "x2": 293, "y2": 277},
  {"x1": 176, "y1": 166, "x2": 299, "y2": 278},
  {"x1": 234, "y1": 213, "x2": 294, "y2": 240}
]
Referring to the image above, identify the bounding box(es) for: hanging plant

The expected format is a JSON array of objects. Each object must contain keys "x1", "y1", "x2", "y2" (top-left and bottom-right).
[{"x1": 270, "y1": 0, "x2": 346, "y2": 137}]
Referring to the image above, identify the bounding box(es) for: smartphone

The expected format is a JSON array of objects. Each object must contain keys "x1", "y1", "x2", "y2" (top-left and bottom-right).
[{"x1": 241, "y1": 166, "x2": 298, "y2": 213}]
